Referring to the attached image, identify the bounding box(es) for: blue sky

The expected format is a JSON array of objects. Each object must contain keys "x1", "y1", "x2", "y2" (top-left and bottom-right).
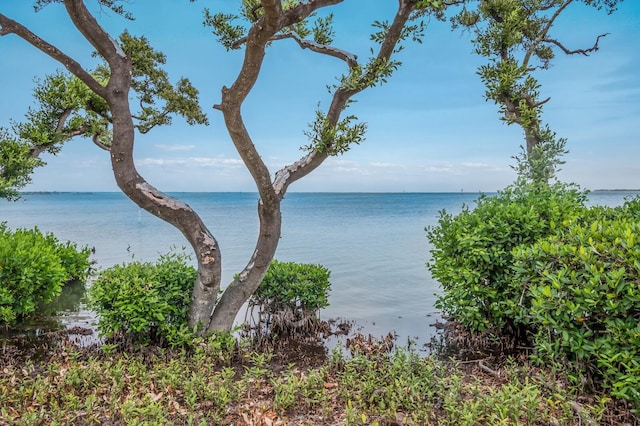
[{"x1": 1, "y1": 0, "x2": 639, "y2": 192}]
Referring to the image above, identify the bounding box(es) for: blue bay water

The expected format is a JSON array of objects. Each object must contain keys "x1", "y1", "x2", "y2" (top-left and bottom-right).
[{"x1": 1, "y1": 191, "x2": 636, "y2": 345}]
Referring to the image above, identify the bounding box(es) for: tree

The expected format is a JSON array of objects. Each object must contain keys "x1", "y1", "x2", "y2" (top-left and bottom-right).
[
  {"x1": 0, "y1": 0, "x2": 435, "y2": 333},
  {"x1": 452, "y1": 0, "x2": 621, "y2": 183},
  {"x1": 0, "y1": 32, "x2": 208, "y2": 200}
]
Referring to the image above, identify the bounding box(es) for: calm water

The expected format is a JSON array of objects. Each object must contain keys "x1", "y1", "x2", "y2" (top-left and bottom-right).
[{"x1": 1, "y1": 191, "x2": 636, "y2": 345}]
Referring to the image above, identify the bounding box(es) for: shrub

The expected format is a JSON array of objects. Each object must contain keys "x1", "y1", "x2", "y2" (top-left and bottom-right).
[
  {"x1": 512, "y1": 212, "x2": 640, "y2": 410},
  {"x1": 89, "y1": 251, "x2": 197, "y2": 347},
  {"x1": 426, "y1": 183, "x2": 587, "y2": 334},
  {"x1": 248, "y1": 260, "x2": 331, "y2": 337},
  {"x1": 0, "y1": 223, "x2": 91, "y2": 325},
  {"x1": 429, "y1": 189, "x2": 640, "y2": 410}
]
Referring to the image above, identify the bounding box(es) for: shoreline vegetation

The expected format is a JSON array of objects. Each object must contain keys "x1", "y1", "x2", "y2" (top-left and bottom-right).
[
  {"x1": 2, "y1": 188, "x2": 639, "y2": 424},
  {"x1": 1, "y1": 320, "x2": 638, "y2": 425},
  {"x1": 2, "y1": 285, "x2": 636, "y2": 425}
]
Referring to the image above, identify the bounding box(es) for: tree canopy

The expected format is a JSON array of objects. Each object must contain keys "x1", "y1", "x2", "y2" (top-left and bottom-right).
[{"x1": 0, "y1": 28, "x2": 207, "y2": 199}]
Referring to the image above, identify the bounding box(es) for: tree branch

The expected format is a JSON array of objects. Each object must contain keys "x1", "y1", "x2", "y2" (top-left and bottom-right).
[
  {"x1": 28, "y1": 144, "x2": 49, "y2": 160},
  {"x1": 64, "y1": 0, "x2": 127, "y2": 66},
  {"x1": 533, "y1": 96, "x2": 551, "y2": 108},
  {"x1": 0, "y1": 13, "x2": 106, "y2": 98},
  {"x1": 230, "y1": 0, "x2": 344, "y2": 49},
  {"x1": 270, "y1": 32, "x2": 358, "y2": 68},
  {"x1": 56, "y1": 108, "x2": 73, "y2": 132},
  {"x1": 26, "y1": 121, "x2": 91, "y2": 159},
  {"x1": 273, "y1": 0, "x2": 418, "y2": 195},
  {"x1": 523, "y1": 0, "x2": 573, "y2": 67},
  {"x1": 66, "y1": 126, "x2": 89, "y2": 139},
  {"x1": 219, "y1": 0, "x2": 347, "y2": 202},
  {"x1": 280, "y1": 0, "x2": 344, "y2": 26},
  {"x1": 229, "y1": 35, "x2": 249, "y2": 50},
  {"x1": 216, "y1": 0, "x2": 284, "y2": 200},
  {"x1": 544, "y1": 32, "x2": 609, "y2": 56},
  {"x1": 92, "y1": 132, "x2": 111, "y2": 151}
]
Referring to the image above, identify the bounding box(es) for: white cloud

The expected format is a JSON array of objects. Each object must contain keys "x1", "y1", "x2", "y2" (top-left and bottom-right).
[
  {"x1": 461, "y1": 162, "x2": 507, "y2": 173},
  {"x1": 138, "y1": 157, "x2": 244, "y2": 168},
  {"x1": 421, "y1": 162, "x2": 454, "y2": 173},
  {"x1": 327, "y1": 159, "x2": 369, "y2": 175},
  {"x1": 154, "y1": 144, "x2": 196, "y2": 152},
  {"x1": 461, "y1": 161, "x2": 491, "y2": 168},
  {"x1": 370, "y1": 162, "x2": 406, "y2": 170}
]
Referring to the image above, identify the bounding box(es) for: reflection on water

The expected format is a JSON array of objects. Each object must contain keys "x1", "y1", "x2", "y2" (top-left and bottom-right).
[
  {"x1": 0, "y1": 280, "x2": 99, "y2": 347},
  {"x1": 38, "y1": 279, "x2": 87, "y2": 316}
]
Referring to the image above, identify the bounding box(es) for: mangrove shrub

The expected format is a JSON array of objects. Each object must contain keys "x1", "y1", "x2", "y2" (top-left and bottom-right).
[
  {"x1": 248, "y1": 260, "x2": 331, "y2": 337},
  {"x1": 90, "y1": 252, "x2": 197, "y2": 347},
  {"x1": 426, "y1": 182, "x2": 587, "y2": 334},
  {"x1": 513, "y1": 201, "x2": 640, "y2": 409},
  {"x1": 0, "y1": 223, "x2": 91, "y2": 325},
  {"x1": 428, "y1": 186, "x2": 640, "y2": 410}
]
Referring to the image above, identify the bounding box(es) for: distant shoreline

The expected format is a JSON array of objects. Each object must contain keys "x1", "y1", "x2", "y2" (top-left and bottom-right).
[
  {"x1": 16, "y1": 189, "x2": 640, "y2": 195},
  {"x1": 591, "y1": 189, "x2": 640, "y2": 192}
]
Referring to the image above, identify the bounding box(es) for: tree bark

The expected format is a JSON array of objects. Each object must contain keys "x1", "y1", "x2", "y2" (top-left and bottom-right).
[
  {"x1": 208, "y1": 198, "x2": 281, "y2": 332},
  {"x1": 62, "y1": 0, "x2": 223, "y2": 331}
]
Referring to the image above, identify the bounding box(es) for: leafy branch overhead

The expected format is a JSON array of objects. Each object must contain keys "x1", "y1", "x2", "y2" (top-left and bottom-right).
[
  {"x1": 0, "y1": 129, "x2": 43, "y2": 201},
  {"x1": 204, "y1": 1, "x2": 336, "y2": 50},
  {"x1": 0, "y1": 30, "x2": 207, "y2": 199},
  {"x1": 207, "y1": 0, "x2": 437, "y2": 194},
  {"x1": 303, "y1": 110, "x2": 366, "y2": 156}
]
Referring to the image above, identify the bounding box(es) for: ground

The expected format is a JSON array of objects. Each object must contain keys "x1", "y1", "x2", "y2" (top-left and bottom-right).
[{"x1": 1, "y1": 320, "x2": 638, "y2": 425}]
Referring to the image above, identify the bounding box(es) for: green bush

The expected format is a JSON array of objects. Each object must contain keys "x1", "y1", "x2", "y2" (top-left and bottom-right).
[
  {"x1": 512, "y1": 212, "x2": 640, "y2": 410},
  {"x1": 254, "y1": 260, "x2": 331, "y2": 312},
  {"x1": 89, "y1": 252, "x2": 197, "y2": 347},
  {"x1": 428, "y1": 189, "x2": 640, "y2": 410},
  {"x1": 426, "y1": 183, "x2": 587, "y2": 334},
  {"x1": 249, "y1": 260, "x2": 331, "y2": 336},
  {"x1": 0, "y1": 223, "x2": 91, "y2": 325}
]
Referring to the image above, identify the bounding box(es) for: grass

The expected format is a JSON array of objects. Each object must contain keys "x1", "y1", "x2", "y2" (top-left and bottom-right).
[{"x1": 2, "y1": 330, "x2": 635, "y2": 425}]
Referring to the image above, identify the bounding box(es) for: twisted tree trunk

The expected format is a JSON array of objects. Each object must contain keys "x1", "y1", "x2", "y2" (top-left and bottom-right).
[{"x1": 2, "y1": 0, "x2": 422, "y2": 334}]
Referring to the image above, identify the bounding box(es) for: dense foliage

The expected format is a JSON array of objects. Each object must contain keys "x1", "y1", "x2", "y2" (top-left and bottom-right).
[
  {"x1": 426, "y1": 183, "x2": 587, "y2": 334},
  {"x1": 249, "y1": 260, "x2": 331, "y2": 336},
  {"x1": 89, "y1": 252, "x2": 198, "y2": 347},
  {"x1": 253, "y1": 260, "x2": 331, "y2": 313},
  {"x1": 427, "y1": 185, "x2": 640, "y2": 410},
  {"x1": 0, "y1": 223, "x2": 91, "y2": 325},
  {"x1": 513, "y1": 199, "x2": 640, "y2": 409}
]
